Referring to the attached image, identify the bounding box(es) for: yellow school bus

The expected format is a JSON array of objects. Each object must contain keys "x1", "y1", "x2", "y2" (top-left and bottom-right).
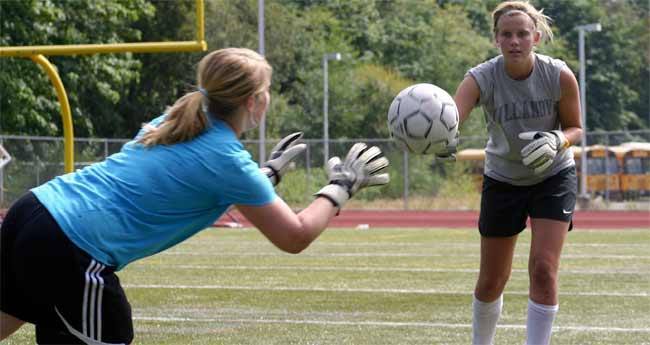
[
  {"x1": 458, "y1": 143, "x2": 650, "y2": 199},
  {"x1": 458, "y1": 145, "x2": 623, "y2": 198},
  {"x1": 573, "y1": 145, "x2": 622, "y2": 199},
  {"x1": 617, "y1": 142, "x2": 650, "y2": 198}
]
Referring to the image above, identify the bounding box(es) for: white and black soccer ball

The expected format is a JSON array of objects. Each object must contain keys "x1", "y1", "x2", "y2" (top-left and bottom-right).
[{"x1": 387, "y1": 83, "x2": 459, "y2": 155}]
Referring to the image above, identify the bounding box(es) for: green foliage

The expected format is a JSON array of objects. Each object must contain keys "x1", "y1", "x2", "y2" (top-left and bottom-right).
[
  {"x1": 1, "y1": 0, "x2": 647, "y2": 138},
  {"x1": 0, "y1": 0, "x2": 154, "y2": 137},
  {"x1": 272, "y1": 153, "x2": 479, "y2": 207},
  {"x1": 536, "y1": 0, "x2": 649, "y2": 132},
  {"x1": 0, "y1": 59, "x2": 58, "y2": 135},
  {"x1": 274, "y1": 168, "x2": 327, "y2": 205},
  {"x1": 588, "y1": 2, "x2": 649, "y2": 131},
  {"x1": 2, "y1": 0, "x2": 647, "y2": 210},
  {"x1": 437, "y1": 161, "x2": 480, "y2": 198},
  {"x1": 115, "y1": 0, "x2": 201, "y2": 138},
  {"x1": 362, "y1": 1, "x2": 492, "y2": 92}
]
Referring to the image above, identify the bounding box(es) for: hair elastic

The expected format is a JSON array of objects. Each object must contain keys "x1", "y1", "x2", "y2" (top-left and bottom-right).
[{"x1": 198, "y1": 87, "x2": 209, "y2": 98}]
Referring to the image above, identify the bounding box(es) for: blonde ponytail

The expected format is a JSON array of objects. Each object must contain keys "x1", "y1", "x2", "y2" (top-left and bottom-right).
[
  {"x1": 139, "y1": 48, "x2": 271, "y2": 147},
  {"x1": 492, "y1": 1, "x2": 554, "y2": 42},
  {"x1": 139, "y1": 91, "x2": 209, "y2": 147}
]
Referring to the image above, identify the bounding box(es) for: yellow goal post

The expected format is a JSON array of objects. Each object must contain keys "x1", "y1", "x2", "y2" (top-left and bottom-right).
[{"x1": 0, "y1": 0, "x2": 207, "y2": 173}]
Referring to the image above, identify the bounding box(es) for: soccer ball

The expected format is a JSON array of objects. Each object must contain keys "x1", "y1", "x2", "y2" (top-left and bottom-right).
[{"x1": 387, "y1": 83, "x2": 459, "y2": 154}]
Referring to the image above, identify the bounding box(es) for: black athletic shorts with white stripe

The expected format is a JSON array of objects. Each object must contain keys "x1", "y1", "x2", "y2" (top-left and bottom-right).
[
  {"x1": 1, "y1": 192, "x2": 134, "y2": 344},
  {"x1": 478, "y1": 166, "x2": 577, "y2": 237}
]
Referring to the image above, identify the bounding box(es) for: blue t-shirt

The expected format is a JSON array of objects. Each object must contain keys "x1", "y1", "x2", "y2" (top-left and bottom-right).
[{"x1": 32, "y1": 115, "x2": 276, "y2": 270}]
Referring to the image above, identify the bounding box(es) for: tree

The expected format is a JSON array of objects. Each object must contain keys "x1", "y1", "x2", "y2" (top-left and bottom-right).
[
  {"x1": 3, "y1": 0, "x2": 645, "y2": 141},
  {"x1": 0, "y1": 0, "x2": 154, "y2": 137},
  {"x1": 536, "y1": 0, "x2": 648, "y2": 132},
  {"x1": 116, "y1": 0, "x2": 202, "y2": 138}
]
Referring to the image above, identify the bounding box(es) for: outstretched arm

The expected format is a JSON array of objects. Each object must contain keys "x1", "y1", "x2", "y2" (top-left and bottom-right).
[
  {"x1": 238, "y1": 143, "x2": 390, "y2": 254},
  {"x1": 434, "y1": 75, "x2": 480, "y2": 161},
  {"x1": 237, "y1": 197, "x2": 337, "y2": 254},
  {"x1": 454, "y1": 76, "x2": 480, "y2": 126}
]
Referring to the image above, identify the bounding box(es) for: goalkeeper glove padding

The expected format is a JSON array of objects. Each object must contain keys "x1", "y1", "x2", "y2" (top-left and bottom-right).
[
  {"x1": 519, "y1": 130, "x2": 569, "y2": 175},
  {"x1": 315, "y1": 143, "x2": 390, "y2": 209},
  {"x1": 261, "y1": 132, "x2": 306, "y2": 186}
]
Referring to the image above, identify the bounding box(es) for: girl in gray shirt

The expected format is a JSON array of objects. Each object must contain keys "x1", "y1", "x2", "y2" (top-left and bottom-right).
[{"x1": 453, "y1": 1, "x2": 583, "y2": 344}]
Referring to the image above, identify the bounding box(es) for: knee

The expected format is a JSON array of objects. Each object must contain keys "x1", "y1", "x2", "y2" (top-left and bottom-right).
[
  {"x1": 529, "y1": 258, "x2": 558, "y2": 289},
  {"x1": 476, "y1": 273, "x2": 510, "y2": 300}
]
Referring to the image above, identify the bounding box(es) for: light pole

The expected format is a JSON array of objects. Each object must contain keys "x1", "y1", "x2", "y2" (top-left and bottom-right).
[
  {"x1": 575, "y1": 23, "x2": 601, "y2": 201},
  {"x1": 258, "y1": 0, "x2": 266, "y2": 165},
  {"x1": 323, "y1": 52, "x2": 341, "y2": 166}
]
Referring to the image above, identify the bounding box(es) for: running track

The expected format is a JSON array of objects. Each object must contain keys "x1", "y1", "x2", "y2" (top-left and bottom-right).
[
  {"x1": 0, "y1": 209, "x2": 645, "y2": 229},
  {"x1": 217, "y1": 210, "x2": 649, "y2": 229}
]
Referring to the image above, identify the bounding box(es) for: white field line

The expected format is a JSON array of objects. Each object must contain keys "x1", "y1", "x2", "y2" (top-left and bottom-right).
[
  {"x1": 132, "y1": 316, "x2": 650, "y2": 333},
  {"x1": 122, "y1": 284, "x2": 650, "y2": 297},
  {"x1": 190, "y1": 241, "x2": 650, "y2": 249},
  {"x1": 162, "y1": 251, "x2": 650, "y2": 260},
  {"x1": 154, "y1": 264, "x2": 648, "y2": 276}
]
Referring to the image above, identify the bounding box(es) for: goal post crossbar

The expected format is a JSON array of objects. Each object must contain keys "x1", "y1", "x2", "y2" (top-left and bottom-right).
[
  {"x1": 0, "y1": 0, "x2": 206, "y2": 58},
  {"x1": 0, "y1": 41, "x2": 207, "y2": 58}
]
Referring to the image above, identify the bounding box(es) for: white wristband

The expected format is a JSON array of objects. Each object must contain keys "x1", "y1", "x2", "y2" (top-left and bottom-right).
[
  {"x1": 315, "y1": 184, "x2": 350, "y2": 209},
  {"x1": 260, "y1": 166, "x2": 279, "y2": 186}
]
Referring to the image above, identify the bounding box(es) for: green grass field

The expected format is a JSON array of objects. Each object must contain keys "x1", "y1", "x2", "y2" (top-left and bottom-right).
[{"x1": 6, "y1": 227, "x2": 650, "y2": 344}]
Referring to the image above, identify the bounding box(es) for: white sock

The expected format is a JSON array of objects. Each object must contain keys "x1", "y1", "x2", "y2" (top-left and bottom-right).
[
  {"x1": 525, "y1": 299, "x2": 559, "y2": 345},
  {"x1": 472, "y1": 294, "x2": 503, "y2": 345}
]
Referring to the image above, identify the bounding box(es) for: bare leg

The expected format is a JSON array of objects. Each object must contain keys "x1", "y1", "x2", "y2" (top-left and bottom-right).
[
  {"x1": 472, "y1": 234, "x2": 518, "y2": 345},
  {"x1": 475, "y1": 235, "x2": 518, "y2": 301},
  {"x1": 528, "y1": 218, "x2": 569, "y2": 305},
  {"x1": 526, "y1": 218, "x2": 569, "y2": 345},
  {"x1": 0, "y1": 311, "x2": 25, "y2": 340}
]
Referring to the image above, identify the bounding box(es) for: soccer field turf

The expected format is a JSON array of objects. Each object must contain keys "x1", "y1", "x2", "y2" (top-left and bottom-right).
[{"x1": 7, "y1": 227, "x2": 650, "y2": 344}]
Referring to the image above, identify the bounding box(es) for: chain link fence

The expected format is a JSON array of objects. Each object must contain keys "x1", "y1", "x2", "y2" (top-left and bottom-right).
[{"x1": 1, "y1": 130, "x2": 649, "y2": 210}]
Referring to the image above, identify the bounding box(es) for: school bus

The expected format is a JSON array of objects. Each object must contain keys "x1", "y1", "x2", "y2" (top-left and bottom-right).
[
  {"x1": 457, "y1": 146, "x2": 622, "y2": 197},
  {"x1": 573, "y1": 145, "x2": 622, "y2": 199},
  {"x1": 457, "y1": 144, "x2": 639, "y2": 199},
  {"x1": 616, "y1": 142, "x2": 650, "y2": 198},
  {"x1": 458, "y1": 143, "x2": 650, "y2": 199}
]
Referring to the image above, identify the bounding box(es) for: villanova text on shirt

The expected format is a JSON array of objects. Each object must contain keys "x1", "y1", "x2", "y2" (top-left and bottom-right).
[{"x1": 492, "y1": 99, "x2": 555, "y2": 123}]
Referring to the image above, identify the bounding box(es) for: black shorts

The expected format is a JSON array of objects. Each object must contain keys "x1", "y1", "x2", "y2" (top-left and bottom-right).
[
  {"x1": 1, "y1": 192, "x2": 134, "y2": 344},
  {"x1": 478, "y1": 166, "x2": 577, "y2": 237}
]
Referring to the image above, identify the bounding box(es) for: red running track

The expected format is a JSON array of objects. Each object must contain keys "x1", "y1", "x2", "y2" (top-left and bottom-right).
[
  {"x1": 217, "y1": 209, "x2": 649, "y2": 229},
  {"x1": 0, "y1": 209, "x2": 645, "y2": 229}
]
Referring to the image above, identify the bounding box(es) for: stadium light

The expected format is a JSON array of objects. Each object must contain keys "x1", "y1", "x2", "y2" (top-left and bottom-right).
[
  {"x1": 323, "y1": 52, "x2": 342, "y2": 166},
  {"x1": 574, "y1": 23, "x2": 601, "y2": 201},
  {"x1": 258, "y1": 0, "x2": 266, "y2": 166}
]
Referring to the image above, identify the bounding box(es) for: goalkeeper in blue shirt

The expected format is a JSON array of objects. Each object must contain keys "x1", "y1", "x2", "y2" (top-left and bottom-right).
[{"x1": 0, "y1": 47, "x2": 389, "y2": 344}]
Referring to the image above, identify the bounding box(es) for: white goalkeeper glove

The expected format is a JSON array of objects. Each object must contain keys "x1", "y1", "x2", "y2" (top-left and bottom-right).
[
  {"x1": 435, "y1": 131, "x2": 459, "y2": 161},
  {"x1": 519, "y1": 130, "x2": 569, "y2": 175},
  {"x1": 315, "y1": 143, "x2": 390, "y2": 209},
  {"x1": 261, "y1": 132, "x2": 307, "y2": 186}
]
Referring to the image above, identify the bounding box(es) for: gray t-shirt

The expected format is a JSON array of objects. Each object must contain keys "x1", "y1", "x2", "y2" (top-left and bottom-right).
[{"x1": 467, "y1": 53, "x2": 575, "y2": 186}]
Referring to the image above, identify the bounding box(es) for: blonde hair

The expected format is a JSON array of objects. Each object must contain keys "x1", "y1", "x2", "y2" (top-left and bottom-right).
[
  {"x1": 139, "y1": 48, "x2": 272, "y2": 146},
  {"x1": 492, "y1": 1, "x2": 554, "y2": 42}
]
